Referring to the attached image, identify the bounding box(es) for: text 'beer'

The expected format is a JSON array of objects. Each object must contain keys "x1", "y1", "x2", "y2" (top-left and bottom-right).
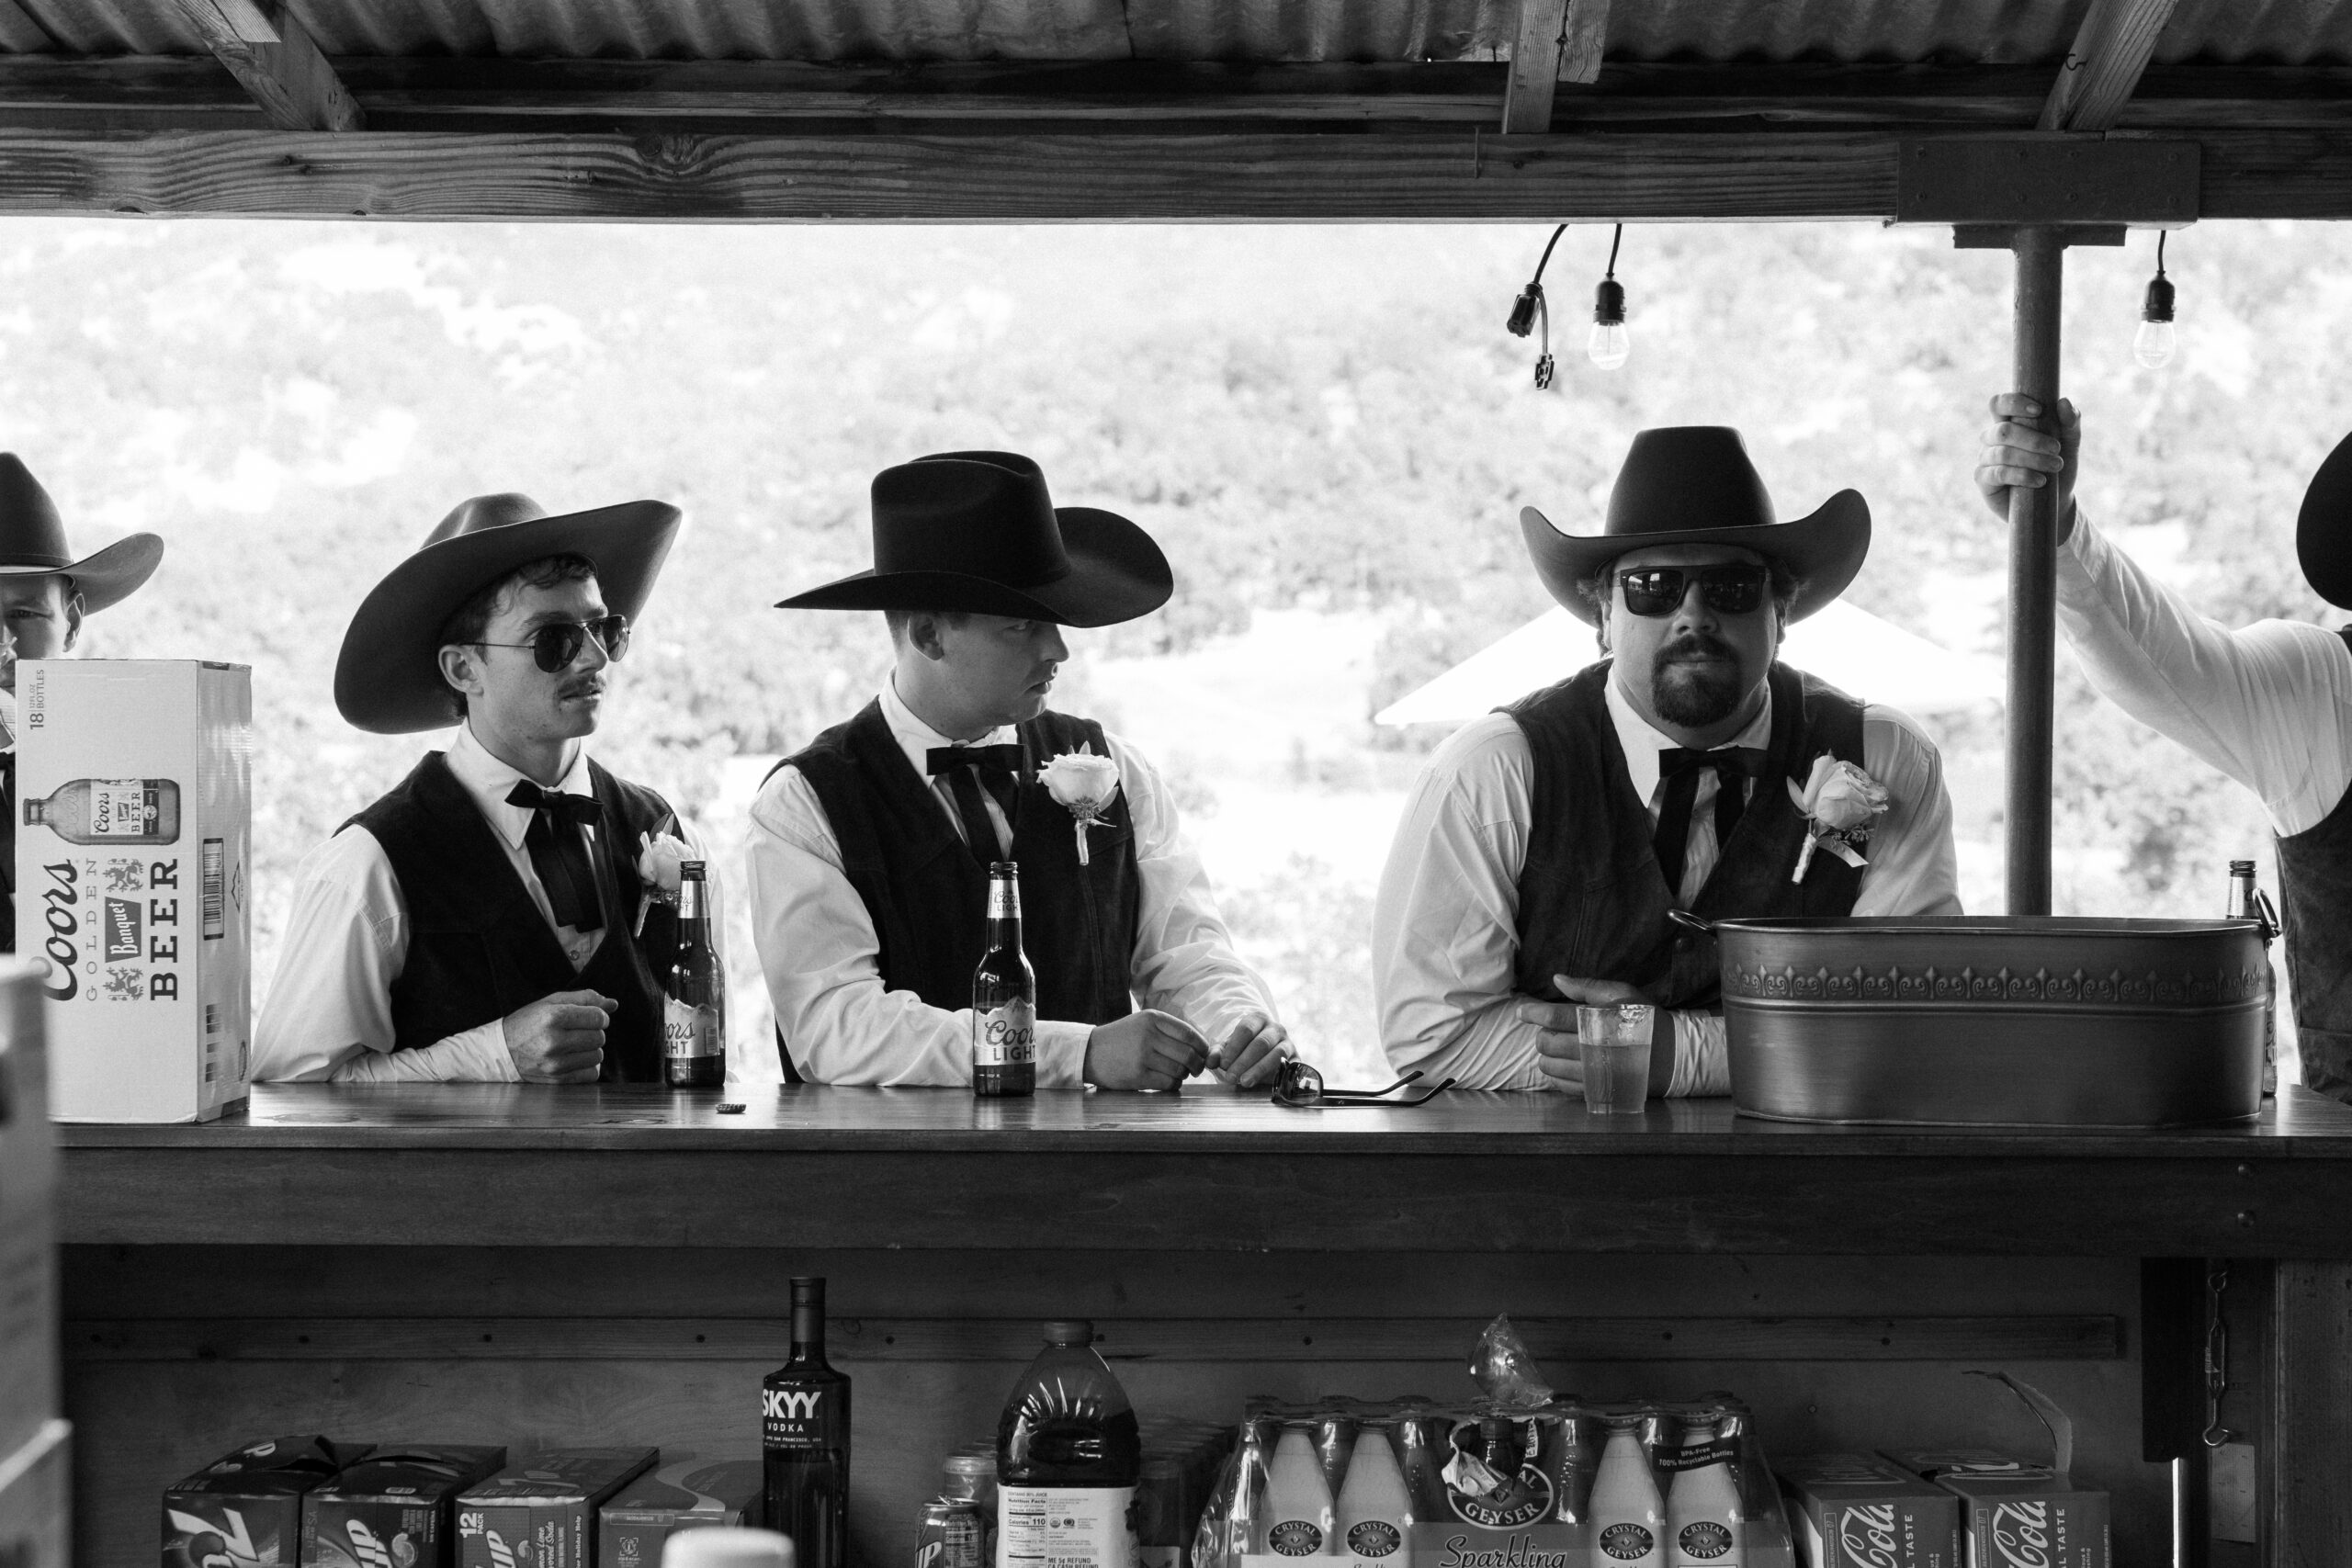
[
  {"x1": 662, "y1": 860, "x2": 726, "y2": 1089},
  {"x1": 763, "y1": 1276, "x2": 851, "y2": 1568},
  {"x1": 972, "y1": 861, "x2": 1036, "y2": 1098}
]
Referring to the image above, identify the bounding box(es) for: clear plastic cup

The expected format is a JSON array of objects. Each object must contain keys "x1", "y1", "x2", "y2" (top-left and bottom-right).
[{"x1": 1576, "y1": 1004, "x2": 1656, "y2": 1114}]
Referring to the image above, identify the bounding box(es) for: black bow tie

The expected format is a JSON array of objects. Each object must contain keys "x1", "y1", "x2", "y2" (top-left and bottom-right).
[
  {"x1": 1653, "y1": 746, "x2": 1774, "y2": 893},
  {"x1": 925, "y1": 743, "x2": 1026, "y2": 778},
  {"x1": 504, "y1": 780, "x2": 605, "y2": 931}
]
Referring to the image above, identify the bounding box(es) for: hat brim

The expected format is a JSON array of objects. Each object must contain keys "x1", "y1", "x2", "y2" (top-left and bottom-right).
[
  {"x1": 0, "y1": 533, "x2": 165, "y2": 614},
  {"x1": 1521, "y1": 490, "x2": 1871, "y2": 626},
  {"x1": 773, "y1": 506, "x2": 1172, "y2": 627},
  {"x1": 334, "y1": 500, "x2": 682, "y2": 735},
  {"x1": 2300, "y1": 429, "x2": 2352, "y2": 609}
]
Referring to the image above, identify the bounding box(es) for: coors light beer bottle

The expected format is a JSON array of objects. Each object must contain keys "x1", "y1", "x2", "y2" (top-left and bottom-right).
[
  {"x1": 662, "y1": 860, "x2": 727, "y2": 1089},
  {"x1": 972, "y1": 861, "x2": 1036, "y2": 1098},
  {"x1": 2228, "y1": 858, "x2": 2279, "y2": 1096},
  {"x1": 763, "y1": 1277, "x2": 850, "y2": 1568}
]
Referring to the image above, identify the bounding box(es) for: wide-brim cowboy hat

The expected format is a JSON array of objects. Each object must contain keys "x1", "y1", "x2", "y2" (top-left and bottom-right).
[
  {"x1": 1521, "y1": 426, "x2": 1871, "y2": 626},
  {"x1": 0, "y1": 452, "x2": 163, "y2": 614},
  {"x1": 334, "y1": 491, "x2": 681, "y2": 735},
  {"x1": 775, "y1": 450, "x2": 1171, "y2": 627},
  {"x1": 2299, "y1": 428, "x2": 2352, "y2": 609}
]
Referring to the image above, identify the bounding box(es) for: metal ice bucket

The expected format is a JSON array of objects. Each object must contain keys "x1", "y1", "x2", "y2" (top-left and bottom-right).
[{"x1": 1705, "y1": 915, "x2": 2267, "y2": 1127}]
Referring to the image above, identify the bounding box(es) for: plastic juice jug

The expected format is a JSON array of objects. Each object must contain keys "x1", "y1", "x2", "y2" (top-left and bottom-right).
[
  {"x1": 1261, "y1": 1427, "x2": 1337, "y2": 1558},
  {"x1": 1333, "y1": 1428, "x2": 1412, "y2": 1568},
  {"x1": 995, "y1": 1321, "x2": 1141, "y2": 1568},
  {"x1": 1589, "y1": 1421, "x2": 1664, "y2": 1565},
  {"x1": 1663, "y1": 1423, "x2": 1742, "y2": 1566}
]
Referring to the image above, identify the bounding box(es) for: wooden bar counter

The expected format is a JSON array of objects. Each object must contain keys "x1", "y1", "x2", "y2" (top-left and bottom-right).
[{"x1": 58, "y1": 1084, "x2": 2352, "y2": 1566}]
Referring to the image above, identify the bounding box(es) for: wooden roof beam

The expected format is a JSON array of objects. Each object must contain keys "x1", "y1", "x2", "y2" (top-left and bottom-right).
[
  {"x1": 174, "y1": 0, "x2": 361, "y2": 131},
  {"x1": 1500, "y1": 0, "x2": 1606, "y2": 132},
  {"x1": 2040, "y1": 0, "x2": 2182, "y2": 132}
]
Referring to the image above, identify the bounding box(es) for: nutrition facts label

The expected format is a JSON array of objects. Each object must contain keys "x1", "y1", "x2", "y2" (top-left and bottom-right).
[{"x1": 996, "y1": 1484, "x2": 1135, "y2": 1568}]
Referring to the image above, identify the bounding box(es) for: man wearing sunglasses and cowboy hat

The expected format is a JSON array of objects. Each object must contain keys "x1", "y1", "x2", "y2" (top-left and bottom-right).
[
  {"x1": 1374, "y1": 427, "x2": 1962, "y2": 1097},
  {"x1": 0, "y1": 453, "x2": 165, "y2": 954},
  {"x1": 1980, "y1": 396, "x2": 2352, "y2": 1103},
  {"x1": 254, "y1": 490, "x2": 717, "y2": 1085},
  {"x1": 749, "y1": 450, "x2": 1289, "y2": 1091}
]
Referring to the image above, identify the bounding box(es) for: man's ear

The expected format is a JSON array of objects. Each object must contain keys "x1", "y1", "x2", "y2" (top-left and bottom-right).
[
  {"x1": 906, "y1": 612, "x2": 950, "y2": 661},
  {"x1": 436, "y1": 642, "x2": 484, "y2": 698},
  {"x1": 60, "y1": 592, "x2": 83, "y2": 653}
]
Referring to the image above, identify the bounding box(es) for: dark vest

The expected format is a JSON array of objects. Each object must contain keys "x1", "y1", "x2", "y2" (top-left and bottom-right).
[
  {"x1": 2274, "y1": 626, "x2": 2352, "y2": 1103},
  {"x1": 1507, "y1": 660, "x2": 1868, "y2": 1008},
  {"x1": 783, "y1": 700, "x2": 1140, "y2": 1077},
  {"x1": 345, "y1": 752, "x2": 680, "y2": 1083}
]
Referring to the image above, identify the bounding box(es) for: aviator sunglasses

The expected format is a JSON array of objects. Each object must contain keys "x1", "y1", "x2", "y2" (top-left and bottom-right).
[
  {"x1": 472, "y1": 614, "x2": 631, "y2": 672},
  {"x1": 1615, "y1": 563, "x2": 1770, "y2": 618},
  {"x1": 1272, "y1": 1061, "x2": 1456, "y2": 1109}
]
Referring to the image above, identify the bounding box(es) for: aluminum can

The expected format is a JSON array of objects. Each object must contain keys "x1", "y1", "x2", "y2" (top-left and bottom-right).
[{"x1": 917, "y1": 1498, "x2": 989, "y2": 1568}]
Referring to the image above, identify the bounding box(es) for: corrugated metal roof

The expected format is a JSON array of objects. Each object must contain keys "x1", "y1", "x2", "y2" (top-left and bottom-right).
[{"x1": 6, "y1": 0, "x2": 2352, "y2": 68}]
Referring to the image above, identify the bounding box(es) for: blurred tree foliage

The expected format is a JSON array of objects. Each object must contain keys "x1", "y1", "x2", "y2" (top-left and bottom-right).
[{"x1": 10, "y1": 217, "x2": 2333, "y2": 997}]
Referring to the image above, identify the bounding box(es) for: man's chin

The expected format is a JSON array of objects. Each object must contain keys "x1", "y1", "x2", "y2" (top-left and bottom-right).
[{"x1": 1652, "y1": 666, "x2": 1747, "y2": 728}]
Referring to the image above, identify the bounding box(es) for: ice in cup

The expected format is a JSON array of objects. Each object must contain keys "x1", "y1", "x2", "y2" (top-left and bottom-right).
[{"x1": 1575, "y1": 1004, "x2": 1656, "y2": 1114}]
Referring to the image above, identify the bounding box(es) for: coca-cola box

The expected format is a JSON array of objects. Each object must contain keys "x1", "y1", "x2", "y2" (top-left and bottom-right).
[
  {"x1": 597, "y1": 1455, "x2": 764, "y2": 1568},
  {"x1": 1775, "y1": 1453, "x2": 1960, "y2": 1568},
  {"x1": 164, "y1": 1435, "x2": 374, "y2": 1568},
  {"x1": 457, "y1": 1448, "x2": 658, "y2": 1568},
  {"x1": 301, "y1": 1445, "x2": 505, "y2": 1568},
  {"x1": 1880, "y1": 1452, "x2": 2109, "y2": 1568},
  {"x1": 18, "y1": 660, "x2": 252, "y2": 1122}
]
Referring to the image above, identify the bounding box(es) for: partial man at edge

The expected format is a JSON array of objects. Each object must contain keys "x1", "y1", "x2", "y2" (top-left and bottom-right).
[
  {"x1": 747, "y1": 450, "x2": 1290, "y2": 1091},
  {"x1": 1979, "y1": 393, "x2": 2352, "y2": 1103},
  {"x1": 254, "y1": 491, "x2": 726, "y2": 1085},
  {"x1": 1374, "y1": 427, "x2": 1962, "y2": 1097},
  {"x1": 0, "y1": 455, "x2": 164, "y2": 955}
]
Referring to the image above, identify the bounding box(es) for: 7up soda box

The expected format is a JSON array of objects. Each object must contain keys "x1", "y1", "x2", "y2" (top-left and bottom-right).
[
  {"x1": 17, "y1": 660, "x2": 251, "y2": 1122},
  {"x1": 303, "y1": 1447, "x2": 507, "y2": 1568}
]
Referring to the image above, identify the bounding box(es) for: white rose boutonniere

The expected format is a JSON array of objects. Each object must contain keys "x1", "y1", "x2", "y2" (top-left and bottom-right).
[
  {"x1": 634, "y1": 825, "x2": 694, "y2": 935},
  {"x1": 1042, "y1": 745, "x2": 1122, "y2": 865},
  {"x1": 1785, "y1": 752, "x2": 1892, "y2": 884}
]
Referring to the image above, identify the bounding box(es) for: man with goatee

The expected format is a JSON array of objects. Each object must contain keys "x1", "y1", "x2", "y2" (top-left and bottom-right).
[{"x1": 1373, "y1": 428, "x2": 1962, "y2": 1097}]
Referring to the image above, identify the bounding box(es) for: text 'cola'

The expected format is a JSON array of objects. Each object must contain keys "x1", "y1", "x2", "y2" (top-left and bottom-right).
[
  {"x1": 763, "y1": 1276, "x2": 851, "y2": 1568},
  {"x1": 972, "y1": 861, "x2": 1036, "y2": 1098},
  {"x1": 997, "y1": 1320, "x2": 1139, "y2": 1568}
]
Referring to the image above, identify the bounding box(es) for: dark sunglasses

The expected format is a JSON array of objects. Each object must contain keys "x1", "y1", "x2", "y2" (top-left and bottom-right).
[
  {"x1": 1615, "y1": 564, "x2": 1770, "y2": 618},
  {"x1": 1272, "y1": 1062, "x2": 1456, "y2": 1108},
  {"x1": 474, "y1": 614, "x2": 630, "y2": 672}
]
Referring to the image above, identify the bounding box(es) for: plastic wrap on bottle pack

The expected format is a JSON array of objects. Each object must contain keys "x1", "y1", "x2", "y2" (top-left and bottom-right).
[{"x1": 1465, "y1": 1316, "x2": 1555, "y2": 1410}]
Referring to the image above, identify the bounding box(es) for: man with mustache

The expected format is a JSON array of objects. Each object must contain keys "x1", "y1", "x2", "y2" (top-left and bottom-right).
[
  {"x1": 255, "y1": 491, "x2": 713, "y2": 1084},
  {"x1": 748, "y1": 451, "x2": 1288, "y2": 1089},
  {"x1": 1374, "y1": 428, "x2": 1961, "y2": 1095},
  {"x1": 0, "y1": 454, "x2": 165, "y2": 953}
]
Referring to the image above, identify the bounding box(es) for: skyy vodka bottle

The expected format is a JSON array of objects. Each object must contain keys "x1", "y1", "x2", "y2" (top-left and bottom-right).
[{"x1": 762, "y1": 1277, "x2": 850, "y2": 1568}]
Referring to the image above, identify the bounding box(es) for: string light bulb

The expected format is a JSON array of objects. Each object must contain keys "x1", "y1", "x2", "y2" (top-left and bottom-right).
[
  {"x1": 1506, "y1": 223, "x2": 1567, "y2": 389},
  {"x1": 1589, "y1": 225, "x2": 1630, "y2": 370},
  {"x1": 2135, "y1": 231, "x2": 2176, "y2": 369}
]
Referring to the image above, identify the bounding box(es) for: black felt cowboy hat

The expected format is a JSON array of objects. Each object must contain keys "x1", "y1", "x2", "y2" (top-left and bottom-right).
[
  {"x1": 1521, "y1": 426, "x2": 1871, "y2": 626},
  {"x1": 2298, "y1": 428, "x2": 2352, "y2": 609},
  {"x1": 0, "y1": 453, "x2": 163, "y2": 613},
  {"x1": 334, "y1": 491, "x2": 681, "y2": 735},
  {"x1": 774, "y1": 450, "x2": 1172, "y2": 626}
]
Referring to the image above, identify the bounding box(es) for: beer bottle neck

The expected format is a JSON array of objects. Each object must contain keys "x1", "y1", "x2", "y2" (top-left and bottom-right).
[
  {"x1": 985, "y1": 912, "x2": 1023, "y2": 952},
  {"x1": 677, "y1": 874, "x2": 707, "y2": 924}
]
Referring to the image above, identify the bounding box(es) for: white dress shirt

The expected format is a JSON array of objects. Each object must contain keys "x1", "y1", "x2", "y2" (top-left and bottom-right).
[
  {"x1": 1373, "y1": 667, "x2": 1962, "y2": 1094},
  {"x1": 2057, "y1": 511, "x2": 2352, "y2": 836},
  {"x1": 254, "y1": 724, "x2": 715, "y2": 1083},
  {"x1": 745, "y1": 680, "x2": 1277, "y2": 1087}
]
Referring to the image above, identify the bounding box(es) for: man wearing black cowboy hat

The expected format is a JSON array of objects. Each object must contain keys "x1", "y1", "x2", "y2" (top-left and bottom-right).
[
  {"x1": 254, "y1": 491, "x2": 717, "y2": 1085},
  {"x1": 0, "y1": 452, "x2": 164, "y2": 953},
  {"x1": 1981, "y1": 395, "x2": 2352, "y2": 1103},
  {"x1": 748, "y1": 450, "x2": 1290, "y2": 1089},
  {"x1": 1375, "y1": 427, "x2": 1961, "y2": 1096}
]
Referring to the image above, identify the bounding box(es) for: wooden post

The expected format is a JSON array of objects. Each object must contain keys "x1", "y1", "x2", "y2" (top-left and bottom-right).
[{"x1": 2007, "y1": 226, "x2": 2063, "y2": 917}]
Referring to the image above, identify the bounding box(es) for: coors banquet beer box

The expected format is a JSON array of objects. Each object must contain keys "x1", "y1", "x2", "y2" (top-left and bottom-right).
[
  {"x1": 17, "y1": 660, "x2": 252, "y2": 1122},
  {"x1": 164, "y1": 1435, "x2": 374, "y2": 1568},
  {"x1": 1881, "y1": 1451, "x2": 2109, "y2": 1568},
  {"x1": 1776, "y1": 1453, "x2": 1960, "y2": 1568},
  {"x1": 456, "y1": 1448, "x2": 658, "y2": 1568},
  {"x1": 597, "y1": 1454, "x2": 763, "y2": 1568},
  {"x1": 301, "y1": 1445, "x2": 506, "y2": 1568}
]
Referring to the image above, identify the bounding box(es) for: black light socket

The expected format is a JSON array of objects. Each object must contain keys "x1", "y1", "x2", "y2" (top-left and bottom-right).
[
  {"x1": 1593, "y1": 276, "x2": 1627, "y2": 326},
  {"x1": 2142, "y1": 273, "x2": 2177, "y2": 324}
]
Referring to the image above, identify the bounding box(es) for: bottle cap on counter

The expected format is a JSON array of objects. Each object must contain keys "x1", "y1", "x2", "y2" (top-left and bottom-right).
[
  {"x1": 1043, "y1": 1320, "x2": 1094, "y2": 1346},
  {"x1": 662, "y1": 1527, "x2": 796, "y2": 1568}
]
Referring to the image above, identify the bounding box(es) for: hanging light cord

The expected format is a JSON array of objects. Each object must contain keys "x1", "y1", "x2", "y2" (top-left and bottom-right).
[
  {"x1": 2156, "y1": 230, "x2": 2167, "y2": 279},
  {"x1": 1603, "y1": 222, "x2": 1623, "y2": 280},
  {"x1": 1507, "y1": 223, "x2": 1570, "y2": 389}
]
